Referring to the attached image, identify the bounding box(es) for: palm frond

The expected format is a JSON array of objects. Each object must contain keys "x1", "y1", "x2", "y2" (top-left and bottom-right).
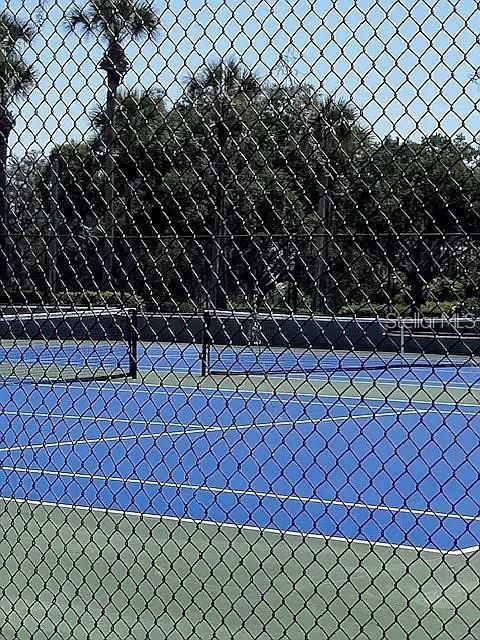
[
  {"x1": 63, "y1": 7, "x2": 95, "y2": 35},
  {"x1": 185, "y1": 57, "x2": 261, "y2": 101},
  {"x1": 0, "y1": 12, "x2": 36, "y2": 48},
  {"x1": 0, "y1": 54, "x2": 37, "y2": 105},
  {"x1": 64, "y1": 0, "x2": 161, "y2": 43},
  {"x1": 129, "y1": 2, "x2": 162, "y2": 39}
]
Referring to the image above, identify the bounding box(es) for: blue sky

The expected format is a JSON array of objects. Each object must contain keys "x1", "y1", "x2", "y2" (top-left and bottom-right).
[{"x1": 7, "y1": 0, "x2": 480, "y2": 156}]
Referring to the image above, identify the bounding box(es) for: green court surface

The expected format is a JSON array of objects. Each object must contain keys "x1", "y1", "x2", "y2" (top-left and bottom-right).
[
  {"x1": 152, "y1": 371, "x2": 480, "y2": 407},
  {"x1": 1, "y1": 499, "x2": 479, "y2": 640}
]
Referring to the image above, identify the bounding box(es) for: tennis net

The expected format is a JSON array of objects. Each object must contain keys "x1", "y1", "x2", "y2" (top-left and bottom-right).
[
  {"x1": 0, "y1": 308, "x2": 137, "y2": 383},
  {"x1": 201, "y1": 310, "x2": 480, "y2": 376}
]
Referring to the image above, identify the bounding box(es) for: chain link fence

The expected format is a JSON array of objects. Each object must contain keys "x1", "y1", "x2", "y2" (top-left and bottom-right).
[{"x1": 1, "y1": 1, "x2": 480, "y2": 638}]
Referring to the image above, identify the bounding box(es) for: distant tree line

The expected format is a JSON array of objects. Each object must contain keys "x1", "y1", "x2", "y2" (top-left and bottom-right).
[{"x1": 2, "y1": 5, "x2": 480, "y2": 316}]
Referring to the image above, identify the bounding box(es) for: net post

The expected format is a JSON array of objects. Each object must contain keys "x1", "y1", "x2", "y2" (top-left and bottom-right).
[
  {"x1": 201, "y1": 310, "x2": 211, "y2": 376},
  {"x1": 128, "y1": 308, "x2": 138, "y2": 379},
  {"x1": 400, "y1": 319, "x2": 405, "y2": 356}
]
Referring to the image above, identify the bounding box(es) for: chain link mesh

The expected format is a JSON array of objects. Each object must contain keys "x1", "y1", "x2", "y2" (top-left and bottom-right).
[{"x1": 1, "y1": 0, "x2": 480, "y2": 638}]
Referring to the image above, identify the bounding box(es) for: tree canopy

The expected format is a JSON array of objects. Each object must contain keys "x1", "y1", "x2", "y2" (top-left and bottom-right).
[{"x1": 6, "y1": 58, "x2": 480, "y2": 314}]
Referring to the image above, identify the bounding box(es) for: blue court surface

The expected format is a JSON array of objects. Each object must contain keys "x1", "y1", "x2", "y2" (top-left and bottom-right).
[{"x1": 1, "y1": 380, "x2": 480, "y2": 554}]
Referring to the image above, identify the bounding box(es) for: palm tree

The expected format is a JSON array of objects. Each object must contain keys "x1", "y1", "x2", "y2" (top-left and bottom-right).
[
  {"x1": 185, "y1": 57, "x2": 261, "y2": 310},
  {"x1": 64, "y1": 0, "x2": 161, "y2": 290},
  {"x1": 90, "y1": 87, "x2": 169, "y2": 295},
  {"x1": 0, "y1": 13, "x2": 37, "y2": 292},
  {"x1": 303, "y1": 95, "x2": 363, "y2": 312}
]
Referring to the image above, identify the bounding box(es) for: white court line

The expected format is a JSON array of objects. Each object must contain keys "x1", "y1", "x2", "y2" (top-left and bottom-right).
[
  {"x1": 3, "y1": 375, "x2": 475, "y2": 409},
  {"x1": 0, "y1": 406, "x2": 418, "y2": 431},
  {"x1": 248, "y1": 408, "x2": 427, "y2": 427},
  {"x1": 145, "y1": 384, "x2": 480, "y2": 411},
  {"x1": 143, "y1": 369, "x2": 480, "y2": 394},
  {"x1": 1, "y1": 429, "x2": 187, "y2": 454},
  {"x1": 0, "y1": 409, "x2": 200, "y2": 429},
  {"x1": 1, "y1": 495, "x2": 472, "y2": 556},
  {"x1": 1, "y1": 464, "x2": 478, "y2": 558},
  {"x1": 23, "y1": 379, "x2": 480, "y2": 412},
  {"x1": 0, "y1": 409, "x2": 422, "y2": 454}
]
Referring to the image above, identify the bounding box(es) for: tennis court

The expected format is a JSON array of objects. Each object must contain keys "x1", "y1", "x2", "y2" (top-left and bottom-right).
[
  {"x1": 2, "y1": 336, "x2": 480, "y2": 639},
  {"x1": 2, "y1": 372, "x2": 480, "y2": 554}
]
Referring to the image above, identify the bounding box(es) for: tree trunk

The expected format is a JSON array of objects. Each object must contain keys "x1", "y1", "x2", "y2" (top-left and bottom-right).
[
  {"x1": 407, "y1": 270, "x2": 426, "y2": 315},
  {"x1": 0, "y1": 110, "x2": 14, "y2": 298},
  {"x1": 312, "y1": 168, "x2": 330, "y2": 312},
  {"x1": 209, "y1": 116, "x2": 228, "y2": 310},
  {"x1": 121, "y1": 183, "x2": 135, "y2": 297},
  {"x1": 103, "y1": 82, "x2": 117, "y2": 292},
  {"x1": 99, "y1": 40, "x2": 127, "y2": 295},
  {"x1": 287, "y1": 249, "x2": 298, "y2": 314},
  {"x1": 212, "y1": 158, "x2": 227, "y2": 309},
  {"x1": 46, "y1": 155, "x2": 60, "y2": 295},
  {"x1": 407, "y1": 242, "x2": 435, "y2": 315}
]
